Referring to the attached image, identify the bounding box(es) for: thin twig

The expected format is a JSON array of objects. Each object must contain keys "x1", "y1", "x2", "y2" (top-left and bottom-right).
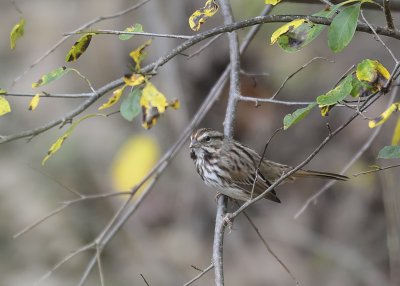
[
  {"x1": 140, "y1": 274, "x2": 150, "y2": 286},
  {"x1": 250, "y1": 128, "x2": 283, "y2": 199},
  {"x1": 11, "y1": 0, "x2": 151, "y2": 86},
  {"x1": 13, "y1": 191, "x2": 131, "y2": 239},
  {"x1": 187, "y1": 34, "x2": 223, "y2": 59},
  {"x1": 383, "y1": 0, "x2": 395, "y2": 30},
  {"x1": 353, "y1": 163, "x2": 400, "y2": 176},
  {"x1": 13, "y1": 204, "x2": 70, "y2": 239},
  {"x1": 68, "y1": 29, "x2": 192, "y2": 39},
  {"x1": 242, "y1": 210, "x2": 299, "y2": 285},
  {"x1": 239, "y1": 96, "x2": 313, "y2": 106},
  {"x1": 270, "y1": 57, "x2": 333, "y2": 100},
  {"x1": 96, "y1": 247, "x2": 105, "y2": 286},
  {"x1": 183, "y1": 264, "x2": 214, "y2": 286},
  {"x1": 360, "y1": 11, "x2": 398, "y2": 63},
  {"x1": 34, "y1": 243, "x2": 94, "y2": 285}
]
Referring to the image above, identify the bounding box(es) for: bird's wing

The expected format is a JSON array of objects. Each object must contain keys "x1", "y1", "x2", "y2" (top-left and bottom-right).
[{"x1": 229, "y1": 169, "x2": 281, "y2": 203}]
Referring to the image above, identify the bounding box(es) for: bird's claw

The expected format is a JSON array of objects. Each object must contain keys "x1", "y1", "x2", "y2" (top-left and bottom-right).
[{"x1": 223, "y1": 213, "x2": 234, "y2": 233}]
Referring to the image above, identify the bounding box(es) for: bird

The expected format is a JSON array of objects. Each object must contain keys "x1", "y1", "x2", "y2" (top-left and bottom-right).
[{"x1": 189, "y1": 128, "x2": 348, "y2": 203}]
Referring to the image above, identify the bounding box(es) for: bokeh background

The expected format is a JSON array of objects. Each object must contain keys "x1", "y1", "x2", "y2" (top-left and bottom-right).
[{"x1": 0, "y1": 0, "x2": 399, "y2": 285}]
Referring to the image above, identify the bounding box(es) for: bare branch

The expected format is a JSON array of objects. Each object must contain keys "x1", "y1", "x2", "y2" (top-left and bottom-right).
[
  {"x1": 67, "y1": 29, "x2": 192, "y2": 39},
  {"x1": 242, "y1": 210, "x2": 299, "y2": 285},
  {"x1": 183, "y1": 264, "x2": 214, "y2": 286},
  {"x1": 239, "y1": 96, "x2": 314, "y2": 106},
  {"x1": 187, "y1": 34, "x2": 223, "y2": 59},
  {"x1": 270, "y1": 57, "x2": 334, "y2": 100},
  {"x1": 353, "y1": 163, "x2": 400, "y2": 177},
  {"x1": 215, "y1": 0, "x2": 245, "y2": 284},
  {"x1": 383, "y1": 0, "x2": 395, "y2": 30},
  {"x1": 34, "y1": 243, "x2": 94, "y2": 286},
  {"x1": 360, "y1": 11, "x2": 398, "y2": 63},
  {"x1": 140, "y1": 274, "x2": 150, "y2": 286}
]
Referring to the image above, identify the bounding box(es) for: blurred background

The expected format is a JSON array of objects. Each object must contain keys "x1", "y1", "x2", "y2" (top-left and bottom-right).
[{"x1": 0, "y1": 0, "x2": 399, "y2": 285}]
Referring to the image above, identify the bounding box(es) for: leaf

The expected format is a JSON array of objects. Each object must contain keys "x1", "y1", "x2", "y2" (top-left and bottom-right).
[
  {"x1": 123, "y1": 74, "x2": 146, "y2": 86},
  {"x1": 119, "y1": 23, "x2": 143, "y2": 40},
  {"x1": 271, "y1": 19, "x2": 306, "y2": 45},
  {"x1": 111, "y1": 135, "x2": 160, "y2": 193},
  {"x1": 120, "y1": 88, "x2": 142, "y2": 121},
  {"x1": 378, "y1": 145, "x2": 400, "y2": 159},
  {"x1": 356, "y1": 59, "x2": 390, "y2": 89},
  {"x1": 189, "y1": 0, "x2": 219, "y2": 31},
  {"x1": 28, "y1": 94, "x2": 41, "y2": 111},
  {"x1": 369, "y1": 103, "x2": 400, "y2": 128},
  {"x1": 98, "y1": 86, "x2": 127, "y2": 110},
  {"x1": 283, "y1": 102, "x2": 317, "y2": 130},
  {"x1": 276, "y1": 9, "x2": 331, "y2": 52},
  {"x1": 42, "y1": 114, "x2": 105, "y2": 165},
  {"x1": 0, "y1": 96, "x2": 11, "y2": 116},
  {"x1": 350, "y1": 76, "x2": 372, "y2": 97},
  {"x1": 65, "y1": 33, "x2": 94, "y2": 62},
  {"x1": 328, "y1": 3, "x2": 361, "y2": 52},
  {"x1": 129, "y1": 40, "x2": 152, "y2": 71},
  {"x1": 265, "y1": 0, "x2": 282, "y2": 4},
  {"x1": 0, "y1": 89, "x2": 6, "y2": 94},
  {"x1": 391, "y1": 117, "x2": 400, "y2": 145},
  {"x1": 10, "y1": 18, "x2": 25, "y2": 50},
  {"x1": 140, "y1": 82, "x2": 168, "y2": 129},
  {"x1": 32, "y1": 66, "x2": 71, "y2": 88},
  {"x1": 317, "y1": 75, "x2": 353, "y2": 106}
]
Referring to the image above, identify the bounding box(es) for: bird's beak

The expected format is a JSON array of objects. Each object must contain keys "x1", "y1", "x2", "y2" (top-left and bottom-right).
[{"x1": 189, "y1": 139, "x2": 197, "y2": 149}]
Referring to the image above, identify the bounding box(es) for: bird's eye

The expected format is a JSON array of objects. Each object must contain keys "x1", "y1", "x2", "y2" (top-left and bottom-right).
[{"x1": 205, "y1": 136, "x2": 211, "y2": 142}]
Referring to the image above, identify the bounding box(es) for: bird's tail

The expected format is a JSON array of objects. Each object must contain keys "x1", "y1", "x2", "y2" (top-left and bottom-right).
[{"x1": 294, "y1": 169, "x2": 348, "y2": 181}]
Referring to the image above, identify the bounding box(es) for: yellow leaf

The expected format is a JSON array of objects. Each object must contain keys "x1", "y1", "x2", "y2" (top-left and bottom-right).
[
  {"x1": 356, "y1": 59, "x2": 390, "y2": 91},
  {"x1": 0, "y1": 96, "x2": 11, "y2": 116},
  {"x1": 129, "y1": 39, "x2": 152, "y2": 71},
  {"x1": 10, "y1": 18, "x2": 25, "y2": 50},
  {"x1": 42, "y1": 114, "x2": 105, "y2": 165},
  {"x1": 368, "y1": 103, "x2": 400, "y2": 128},
  {"x1": 169, "y1": 98, "x2": 180, "y2": 109},
  {"x1": 123, "y1": 74, "x2": 146, "y2": 86},
  {"x1": 29, "y1": 94, "x2": 41, "y2": 111},
  {"x1": 98, "y1": 86, "x2": 127, "y2": 110},
  {"x1": 140, "y1": 82, "x2": 168, "y2": 129},
  {"x1": 271, "y1": 19, "x2": 306, "y2": 44},
  {"x1": 189, "y1": 0, "x2": 219, "y2": 31},
  {"x1": 111, "y1": 135, "x2": 160, "y2": 196},
  {"x1": 391, "y1": 117, "x2": 400, "y2": 145},
  {"x1": 65, "y1": 33, "x2": 94, "y2": 62},
  {"x1": 265, "y1": 0, "x2": 282, "y2": 4},
  {"x1": 320, "y1": 105, "x2": 332, "y2": 117}
]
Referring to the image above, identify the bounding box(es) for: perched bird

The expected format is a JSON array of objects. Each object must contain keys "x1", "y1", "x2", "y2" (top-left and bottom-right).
[{"x1": 190, "y1": 128, "x2": 348, "y2": 203}]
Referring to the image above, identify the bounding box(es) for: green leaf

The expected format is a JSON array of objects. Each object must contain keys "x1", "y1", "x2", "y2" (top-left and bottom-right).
[
  {"x1": 65, "y1": 33, "x2": 94, "y2": 62},
  {"x1": 283, "y1": 102, "x2": 317, "y2": 130},
  {"x1": 119, "y1": 24, "x2": 143, "y2": 40},
  {"x1": 0, "y1": 96, "x2": 11, "y2": 116},
  {"x1": 10, "y1": 18, "x2": 25, "y2": 50},
  {"x1": 32, "y1": 66, "x2": 71, "y2": 88},
  {"x1": 120, "y1": 88, "x2": 142, "y2": 121},
  {"x1": 42, "y1": 114, "x2": 105, "y2": 165},
  {"x1": 350, "y1": 77, "x2": 371, "y2": 97},
  {"x1": 378, "y1": 145, "x2": 400, "y2": 159},
  {"x1": 317, "y1": 75, "x2": 353, "y2": 106},
  {"x1": 0, "y1": 89, "x2": 6, "y2": 94},
  {"x1": 328, "y1": 3, "x2": 361, "y2": 52}
]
